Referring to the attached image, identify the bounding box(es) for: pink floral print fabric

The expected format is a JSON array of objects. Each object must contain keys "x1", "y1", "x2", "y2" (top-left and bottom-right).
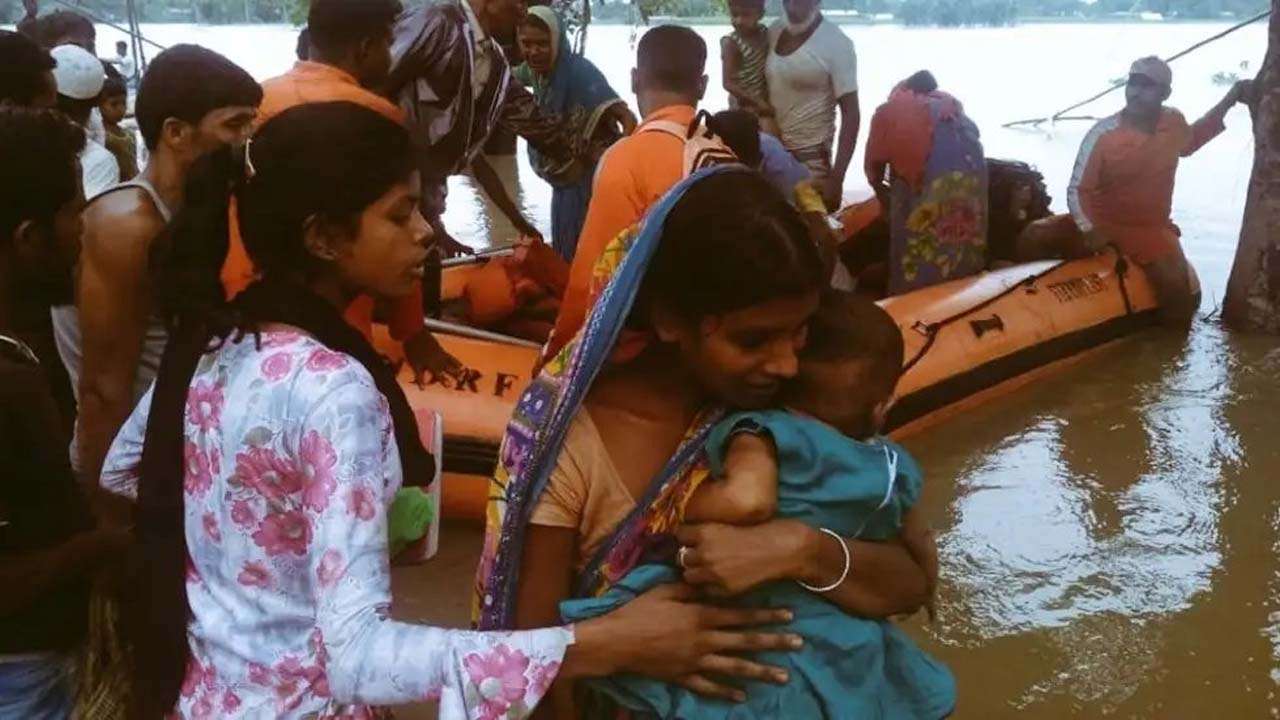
[{"x1": 101, "y1": 329, "x2": 573, "y2": 719}]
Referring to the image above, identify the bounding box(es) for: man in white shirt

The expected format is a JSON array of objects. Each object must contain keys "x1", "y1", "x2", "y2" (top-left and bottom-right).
[
  {"x1": 113, "y1": 40, "x2": 137, "y2": 83},
  {"x1": 767, "y1": 0, "x2": 860, "y2": 210},
  {"x1": 50, "y1": 44, "x2": 118, "y2": 199}
]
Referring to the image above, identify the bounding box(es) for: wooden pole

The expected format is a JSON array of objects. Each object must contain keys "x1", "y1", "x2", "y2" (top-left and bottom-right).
[
  {"x1": 1222, "y1": 0, "x2": 1280, "y2": 331},
  {"x1": 126, "y1": 0, "x2": 146, "y2": 74}
]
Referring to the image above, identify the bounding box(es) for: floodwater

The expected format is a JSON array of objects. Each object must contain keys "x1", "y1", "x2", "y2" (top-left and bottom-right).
[{"x1": 101, "y1": 19, "x2": 1279, "y2": 717}]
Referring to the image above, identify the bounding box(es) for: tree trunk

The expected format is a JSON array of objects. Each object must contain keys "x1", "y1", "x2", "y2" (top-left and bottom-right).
[{"x1": 1222, "y1": 0, "x2": 1280, "y2": 331}]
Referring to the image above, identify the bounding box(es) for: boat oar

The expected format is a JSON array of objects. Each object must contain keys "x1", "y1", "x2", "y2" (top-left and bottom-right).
[{"x1": 1004, "y1": 9, "x2": 1271, "y2": 129}]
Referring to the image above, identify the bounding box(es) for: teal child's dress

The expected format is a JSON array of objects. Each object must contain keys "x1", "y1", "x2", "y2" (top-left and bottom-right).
[{"x1": 560, "y1": 410, "x2": 957, "y2": 719}]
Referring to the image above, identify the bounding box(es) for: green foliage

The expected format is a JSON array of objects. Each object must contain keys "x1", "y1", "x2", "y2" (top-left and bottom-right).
[
  {"x1": 36, "y1": 0, "x2": 308, "y2": 24},
  {"x1": 190, "y1": 0, "x2": 299, "y2": 23},
  {"x1": 899, "y1": 0, "x2": 1017, "y2": 26},
  {"x1": 636, "y1": 0, "x2": 687, "y2": 20},
  {"x1": 897, "y1": 0, "x2": 1267, "y2": 24}
]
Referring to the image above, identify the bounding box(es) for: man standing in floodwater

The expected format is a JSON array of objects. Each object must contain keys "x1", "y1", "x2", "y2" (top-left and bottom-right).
[
  {"x1": 1020, "y1": 57, "x2": 1252, "y2": 326},
  {"x1": 767, "y1": 0, "x2": 860, "y2": 211},
  {"x1": 543, "y1": 26, "x2": 729, "y2": 364}
]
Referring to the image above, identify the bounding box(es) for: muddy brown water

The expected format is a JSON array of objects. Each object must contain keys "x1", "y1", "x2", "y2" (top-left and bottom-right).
[{"x1": 392, "y1": 324, "x2": 1280, "y2": 718}]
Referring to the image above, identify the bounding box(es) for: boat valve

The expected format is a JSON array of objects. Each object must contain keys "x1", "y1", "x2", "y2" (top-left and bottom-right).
[{"x1": 970, "y1": 315, "x2": 1005, "y2": 339}]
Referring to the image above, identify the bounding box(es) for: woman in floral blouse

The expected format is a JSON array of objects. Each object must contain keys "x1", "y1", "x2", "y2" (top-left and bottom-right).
[{"x1": 100, "y1": 101, "x2": 799, "y2": 720}]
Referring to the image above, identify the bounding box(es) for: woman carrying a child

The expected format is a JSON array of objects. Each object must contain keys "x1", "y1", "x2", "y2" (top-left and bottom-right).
[
  {"x1": 513, "y1": 6, "x2": 637, "y2": 261},
  {"x1": 477, "y1": 166, "x2": 953, "y2": 717}
]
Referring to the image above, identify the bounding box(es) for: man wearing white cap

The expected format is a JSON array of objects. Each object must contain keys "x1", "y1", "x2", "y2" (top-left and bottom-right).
[
  {"x1": 50, "y1": 43, "x2": 118, "y2": 199},
  {"x1": 1020, "y1": 56, "x2": 1251, "y2": 326}
]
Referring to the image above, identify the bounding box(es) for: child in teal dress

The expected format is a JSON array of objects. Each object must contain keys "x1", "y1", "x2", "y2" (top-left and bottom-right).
[{"x1": 561, "y1": 292, "x2": 956, "y2": 719}]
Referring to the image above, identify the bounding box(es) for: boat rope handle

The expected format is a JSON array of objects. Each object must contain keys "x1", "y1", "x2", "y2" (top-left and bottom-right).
[
  {"x1": 901, "y1": 260, "x2": 1069, "y2": 375},
  {"x1": 969, "y1": 314, "x2": 1006, "y2": 338},
  {"x1": 1109, "y1": 245, "x2": 1134, "y2": 316},
  {"x1": 901, "y1": 248, "x2": 1139, "y2": 375}
]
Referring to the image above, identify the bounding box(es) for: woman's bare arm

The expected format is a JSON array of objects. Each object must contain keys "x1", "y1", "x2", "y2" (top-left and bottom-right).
[
  {"x1": 678, "y1": 520, "x2": 929, "y2": 618},
  {"x1": 899, "y1": 507, "x2": 939, "y2": 619},
  {"x1": 471, "y1": 156, "x2": 541, "y2": 239},
  {"x1": 516, "y1": 525, "x2": 579, "y2": 720},
  {"x1": 684, "y1": 433, "x2": 778, "y2": 526}
]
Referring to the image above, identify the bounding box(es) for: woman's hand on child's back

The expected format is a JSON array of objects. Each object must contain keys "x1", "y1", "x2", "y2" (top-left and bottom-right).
[
  {"x1": 681, "y1": 521, "x2": 932, "y2": 618},
  {"x1": 565, "y1": 583, "x2": 801, "y2": 702},
  {"x1": 677, "y1": 520, "x2": 817, "y2": 597}
]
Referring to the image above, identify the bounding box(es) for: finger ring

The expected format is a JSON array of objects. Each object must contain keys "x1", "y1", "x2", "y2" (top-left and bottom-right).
[{"x1": 676, "y1": 546, "x2": 691, "y2": 568}]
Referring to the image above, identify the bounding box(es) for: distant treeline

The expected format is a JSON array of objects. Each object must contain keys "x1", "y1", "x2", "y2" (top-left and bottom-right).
[
  {"x1": 616, "y1": 0, "x2": 1269, "y2": 24},
  {"x1": 0, "y1": 0, "x2": 1267, "y2": 27},
  {"x1": 894, "y1": 0, "x2": 1268, "y2": 26},
  {"x1": 0, "y1": 0, "x2": 306, "y2": 24}
]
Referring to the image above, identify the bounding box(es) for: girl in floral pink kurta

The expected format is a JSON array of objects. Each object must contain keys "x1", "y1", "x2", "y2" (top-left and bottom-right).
[{"x1": 101, "y1": 328, "x2": 572, "y2": 719}]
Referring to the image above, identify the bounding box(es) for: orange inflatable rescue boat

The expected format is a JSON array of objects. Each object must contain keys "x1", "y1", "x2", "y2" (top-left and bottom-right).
[{"x1": 377, "y1": 241, "x2": 1169, "y2": 521}]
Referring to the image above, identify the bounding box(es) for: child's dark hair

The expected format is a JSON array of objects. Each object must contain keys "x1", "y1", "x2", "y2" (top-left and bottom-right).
[
  {"x1": 803, "y1": 290, "x2": 904, "y2": 399},
  {"x1": 634, "y1": 169, "x2": 824, "y2": 325},
  {"x1": 637, "y1": 25, "x2": 706, "y2": 97},
  {"x1": 707, "y1": 109, "x2": 762, "y2": 167},
  {"x1": 0, "y1": 106, "x2": 84, "y2": 242},
  {"x1": 101, "y1": 74, "x2": 127, "y2": 100},
  {"x1": 729, "y1": 0, "x2": 767, "y2": 12},
  {"x1": 0, "y1": 30, "x2": 55, "y2": 106},
  {"x1": 135, "y1": 44, "x2": 262, "y2": 151}
]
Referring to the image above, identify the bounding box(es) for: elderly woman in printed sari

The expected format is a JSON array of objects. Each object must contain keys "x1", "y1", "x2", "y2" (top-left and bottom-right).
[
  {"x1": 514, "y1": 6, "x2": 637, "y2": 261},
  {"x1": 865, "y1": 70, "x2": 988, "y2": 295},
  {"x1": 475, "y1": 167, "x2": 931, "y2": 717}
]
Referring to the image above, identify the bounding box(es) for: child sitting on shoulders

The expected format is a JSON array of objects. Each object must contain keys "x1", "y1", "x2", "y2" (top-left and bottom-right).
[
  {"x1": 562, "y1": 291, "x2": 955, "y2": 719},
  {"x1": 721, "y1": 0, "x2": 780, "y2": 136},
  {"x1": 98, "y1": 75, "x2": 137, "y2": 181}
]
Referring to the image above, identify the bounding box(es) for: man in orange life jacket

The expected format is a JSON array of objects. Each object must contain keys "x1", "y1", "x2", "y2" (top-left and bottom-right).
[
  {"x1": 219, "y1": 0, "x2": 463, "y2": 384},
  {"x1": 1020, "y1": 56, "x2": 1252, "y2": 326},
  {"x1": 544, "y1": 25, "x2": 723, "y2": 363}
]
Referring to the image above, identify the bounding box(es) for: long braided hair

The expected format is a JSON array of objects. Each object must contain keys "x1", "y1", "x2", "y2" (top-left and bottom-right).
[{"x1": 130, "y1": 101, "x2": 435, "y2": 717}]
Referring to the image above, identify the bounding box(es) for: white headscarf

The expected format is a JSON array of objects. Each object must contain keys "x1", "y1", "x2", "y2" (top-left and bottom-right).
[{"x1": 526, "y1": 5, "x2": 561, "y2": 67}]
